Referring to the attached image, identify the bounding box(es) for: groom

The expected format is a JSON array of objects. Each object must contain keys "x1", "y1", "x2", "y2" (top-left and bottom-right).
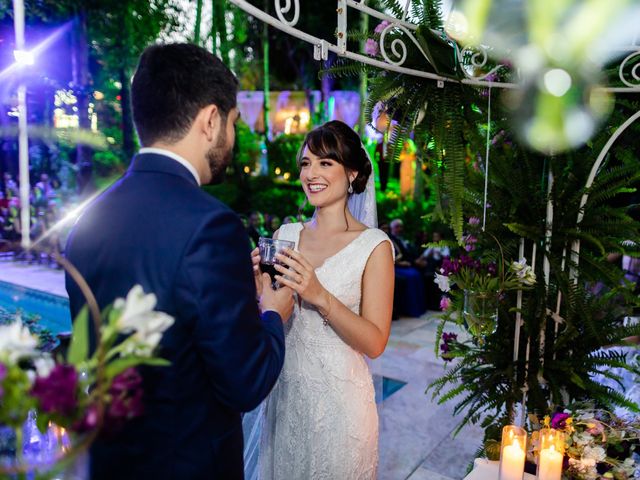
[{"x1": 65, "y1": 43, "x2": 293, "y2": 479}]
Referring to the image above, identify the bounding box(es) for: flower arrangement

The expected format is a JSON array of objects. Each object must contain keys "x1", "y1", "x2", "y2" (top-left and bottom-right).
[
  {"x1": 434, "y1": 227, "x2": 536, "y2": 339},
  {"x1": 0, "y1": 284, "x2": 174, "y2": 476},
  {"x1": 528, "y1": 408, "x2": 640, "y2": 480}
]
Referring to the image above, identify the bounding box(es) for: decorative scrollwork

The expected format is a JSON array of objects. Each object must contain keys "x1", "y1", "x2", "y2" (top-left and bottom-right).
[
  {"x1": 274, "y1": 0, "x2": 300, "y2": 27},
  {"x1": 379, "y1": 22, "x2": 433, "y2": 70},
  {"x1": 618, "y1": 49, "x2": 640, "y2": 88},
  {"x1": 460, "y1": 45, "x2": 505, "y2": 82}
]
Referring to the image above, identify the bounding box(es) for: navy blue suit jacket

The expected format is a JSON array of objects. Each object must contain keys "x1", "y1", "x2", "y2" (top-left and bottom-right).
[{"x1": 65, "y1": 153, "x2": 285, "y2": 479}]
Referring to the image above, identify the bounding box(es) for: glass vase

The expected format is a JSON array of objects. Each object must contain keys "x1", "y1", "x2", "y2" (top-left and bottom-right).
[{"x1": 463, "y1": 289, "x2": 499, "y2": 338}]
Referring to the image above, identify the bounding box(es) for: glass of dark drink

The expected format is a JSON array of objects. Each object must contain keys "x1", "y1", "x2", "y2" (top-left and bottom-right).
[{"x1": 258, "y1": 237, "x2": 295, "y2": 288}]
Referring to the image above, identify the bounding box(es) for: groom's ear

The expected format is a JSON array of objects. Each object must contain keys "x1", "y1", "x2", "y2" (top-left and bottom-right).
[{"x1": 200, "y1": 104, "x2": 221, "y2": 142}]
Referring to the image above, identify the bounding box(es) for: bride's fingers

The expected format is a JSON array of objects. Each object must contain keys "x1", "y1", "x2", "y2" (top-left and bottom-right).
[
  {"x1": 274, "y1": 263, "x2": 303, "y2": 283},
  {"x1": 274, "y1": 274, "x2": 300, "y2": 292},
  {"x1": 275, "y1": 253, "x2": 308, "y2": 274},
  {"x1": 283, "y1": 248, "x2": 314, "y2": 271}
]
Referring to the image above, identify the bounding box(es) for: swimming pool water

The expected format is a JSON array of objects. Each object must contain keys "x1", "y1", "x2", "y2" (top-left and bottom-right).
[
  {"x1": 0, "y1": 281, "x2": 409, "y2": 402},
  {"x1": 374, "y1": 375, "x2": 407, "y2": 402},
  {"x1": 0, "y1": 280, "x2": 71, "y2": 335}
]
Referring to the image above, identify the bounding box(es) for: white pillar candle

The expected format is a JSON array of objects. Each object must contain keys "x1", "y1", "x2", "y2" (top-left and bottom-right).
[
  {"x1": 499, "y1": 439, "x2": 525, "y2": 480},
  {"x1": 537, "y1": 445, "x2": 563, "y2": 480}
]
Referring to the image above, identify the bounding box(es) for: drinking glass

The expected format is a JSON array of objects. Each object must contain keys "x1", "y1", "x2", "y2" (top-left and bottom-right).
[{"x1": 258, "y1": 237, "x2": 295, "y2": 288}]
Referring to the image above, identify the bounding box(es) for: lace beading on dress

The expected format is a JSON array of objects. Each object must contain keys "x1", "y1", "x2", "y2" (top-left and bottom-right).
[{"x1": 259, "y1": 223, "x2": 392, "y2": 480}]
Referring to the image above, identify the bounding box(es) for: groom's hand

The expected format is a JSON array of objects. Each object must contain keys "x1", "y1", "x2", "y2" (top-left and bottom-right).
[
  {"x1": 251, "y1": 247, "x2": 263, "y2": 297},
  {"x1": 259, "y1": 273, "x2": 294, "y2": 322}
]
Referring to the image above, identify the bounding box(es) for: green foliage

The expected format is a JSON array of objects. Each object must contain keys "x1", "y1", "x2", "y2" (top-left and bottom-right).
[
  {"x1": 267, "y1": 134, "x2": 305, "y2": 177},
  {"x1": 428, "y1": 116, "x2": 640, "y2": 437},
  {"x1": 234, "y1": 121, "x2": 263, "y2": 173},
  {"x1": 204, "y1": 176, "x2": 306, "y2": 219},
  {"x1": 92, "y1": 150, "x2": 126, "y2": 178},
  {"x1": 66, "y1": 306, "x2": 89, "y2": 365},
  {"x1": 376, "y1": 191, "x2": 437, "y2": 241}
]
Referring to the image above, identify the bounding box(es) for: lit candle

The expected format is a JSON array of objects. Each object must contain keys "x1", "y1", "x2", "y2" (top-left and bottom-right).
[
  {"x1": 499, "y1": 438, "x2": 525, "y2": 480},
  {"x1": 537, "y1": 445, "x2": 563, "y2": 480}
]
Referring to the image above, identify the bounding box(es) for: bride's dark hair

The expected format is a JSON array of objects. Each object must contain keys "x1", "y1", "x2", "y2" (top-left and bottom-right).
[{"x1": 296, "y1": 120, "x2": 372, "y2": 194}]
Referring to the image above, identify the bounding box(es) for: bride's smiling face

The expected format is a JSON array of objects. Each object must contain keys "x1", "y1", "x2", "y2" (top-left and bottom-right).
[{"x1": 299, "y1": 147, "x2": 355, "y2": 207}]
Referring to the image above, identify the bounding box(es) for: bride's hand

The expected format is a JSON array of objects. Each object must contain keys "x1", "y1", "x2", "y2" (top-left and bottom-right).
[
  {"x1": 274, "y1": 249, "x2": 326, "y2": 306},
  {"x1": 251, "y1": 247, "x2": 263, "y2": 296}
]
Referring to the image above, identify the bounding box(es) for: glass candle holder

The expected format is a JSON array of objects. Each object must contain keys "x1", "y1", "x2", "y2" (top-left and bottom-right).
[
  {"x1": 499, "y1": 425, "x2": 527, "y2": 480},
  {"x1": 537, "y1": 428, "x2": 564, "y2": 480}
]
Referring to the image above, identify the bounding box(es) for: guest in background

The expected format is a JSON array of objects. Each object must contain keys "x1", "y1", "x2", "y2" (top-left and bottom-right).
[
  {"x1": 247, "y1": 210, "x2": 269, "y2": 247},
  {"x1": 388, "y1": 218, "x2": 418, "y2": 266},
  {"x1": 267, "y1": 214, "x2": 281, "y2": 236},
  {"x1": 388, "y1": 218, "x2": 426, "y2": 318}
]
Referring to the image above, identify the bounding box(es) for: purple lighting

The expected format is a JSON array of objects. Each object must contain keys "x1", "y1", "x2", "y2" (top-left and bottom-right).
[{"x1": 13, "y1": 49, "x2": 34, "y2": 66}]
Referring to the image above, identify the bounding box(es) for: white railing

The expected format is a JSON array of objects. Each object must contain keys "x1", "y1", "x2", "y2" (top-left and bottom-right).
[{"x1": 229, "y1": 0, "x2": 640, "y2": 92}]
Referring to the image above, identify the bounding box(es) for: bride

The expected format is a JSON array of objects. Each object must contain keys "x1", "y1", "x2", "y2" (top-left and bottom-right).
[{"x1": 251, "y1": 120, "x2": 395, "y2": 479}]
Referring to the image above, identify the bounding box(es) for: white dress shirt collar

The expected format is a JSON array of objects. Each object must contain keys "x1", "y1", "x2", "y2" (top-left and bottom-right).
[{"x1": 138, "y1": 147, "x2": 201, "y2": 186}]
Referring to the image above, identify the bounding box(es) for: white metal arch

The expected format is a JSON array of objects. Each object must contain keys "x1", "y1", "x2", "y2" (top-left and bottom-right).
[{"x1": 569, "y1": 109, "x2": 640, "y2": 281}]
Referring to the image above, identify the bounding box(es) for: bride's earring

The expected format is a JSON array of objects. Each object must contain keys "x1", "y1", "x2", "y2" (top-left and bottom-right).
[{"x1": 348, "y1": 182, "x2": 353, "y2": 194}]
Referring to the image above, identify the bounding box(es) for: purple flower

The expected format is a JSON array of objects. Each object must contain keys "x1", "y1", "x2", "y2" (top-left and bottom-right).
[
  {"x1": 439, "y1": 297, "x2": 451, "y2": 310},
  {"x1": 459, "y1": 255, "x2": 476, "y2": 269},
  {"x1": 487, "y1": 262, "x2": 497, "y2": 276},
  {"x1": 468, "y1": 217, "x2": 480, "y2": 225},
  {"x1": 551, "y1": 412, "x2": 571, "y2": 429},
  {"x1": 364, "y1": 38, "x2": 379, "y2": 56},
  {"x1": 31, "y1": 364, "x2": 79, "y2": 416},
  {"x1": 440, "y1": 332, "x2": 458, "y2": 362},
  {"x1": 441, "y1": 257, "x2": 460, "y2": 276},
  {"x1": 374, "y1": 20, "x2": 391, "y2": 34},
  {"x1": 105, "y1": 368, "x2": 144, "y2": 430}
]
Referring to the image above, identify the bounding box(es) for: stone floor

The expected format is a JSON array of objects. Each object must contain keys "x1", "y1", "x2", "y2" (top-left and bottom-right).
[
  {"x1": 375, "y1": 316, "x2": 482, "y2": 480},
  {"x1": 0, "y1": 258, "x2": 482, "y2": 479}
]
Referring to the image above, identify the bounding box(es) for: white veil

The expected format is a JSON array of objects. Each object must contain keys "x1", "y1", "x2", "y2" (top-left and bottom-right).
[
  {"x1": 243, "y1": 142, "x2": 382, "y2": 480},
  {"x1": 347, "y1": 144, "x2": 378, "y2": 229}
]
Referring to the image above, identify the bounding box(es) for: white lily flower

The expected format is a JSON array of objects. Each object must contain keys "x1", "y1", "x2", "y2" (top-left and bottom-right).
[
  {"x1": 434, "y1": 273, "x2": 452, "y2": 293},
  {"x1": 113, "y1": 285, "x2": 175, "y2": 357},
  {"x1": 114, "y1": 285, "x2": 162, "y2": 333},
  {"x1": 0, "y1": 319, "x2": 39, "y2": 362}
]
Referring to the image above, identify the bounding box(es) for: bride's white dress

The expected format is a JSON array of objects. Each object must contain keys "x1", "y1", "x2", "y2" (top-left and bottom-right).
[{"x1": 259, "y1": 222, "x2": 392, "y2": 480}]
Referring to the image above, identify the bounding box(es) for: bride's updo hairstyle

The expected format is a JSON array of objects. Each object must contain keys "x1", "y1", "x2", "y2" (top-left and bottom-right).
[{"x1": 296, "y1": 120, "x2": 372, "y2": 194}]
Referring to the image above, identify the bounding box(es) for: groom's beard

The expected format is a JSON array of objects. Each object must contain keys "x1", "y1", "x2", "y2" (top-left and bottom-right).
[{"x1": 206, "y1": 133, "x2": 233, "y2": 185}]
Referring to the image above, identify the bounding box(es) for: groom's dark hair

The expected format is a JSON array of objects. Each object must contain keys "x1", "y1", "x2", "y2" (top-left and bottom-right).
[{"x1": 131, "y1": 43, "x2": 238, "y2": 147}]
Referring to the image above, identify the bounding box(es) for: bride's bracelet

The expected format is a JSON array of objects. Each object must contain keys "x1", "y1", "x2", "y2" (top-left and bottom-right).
[{"x1": 320, "y1": 293, "x2": 333, "y2": 326}]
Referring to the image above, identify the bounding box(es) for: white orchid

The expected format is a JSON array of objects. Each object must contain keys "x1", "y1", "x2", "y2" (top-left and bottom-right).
[
  {"x1": 511, "y1": 258, "x2": 537, "y2": 286},
  {"x1": 434, "y1": 273, "x2": 453, "y2": 293},
  {"x1": 113, "y1": 285, "x2": 175, "y2": 357},
  {"x1": 0, "y1": 319, "x2": 39, "y2": 362},
  {"x1": 34, "y1": 355, "x2": 56, "y2": 377}
]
